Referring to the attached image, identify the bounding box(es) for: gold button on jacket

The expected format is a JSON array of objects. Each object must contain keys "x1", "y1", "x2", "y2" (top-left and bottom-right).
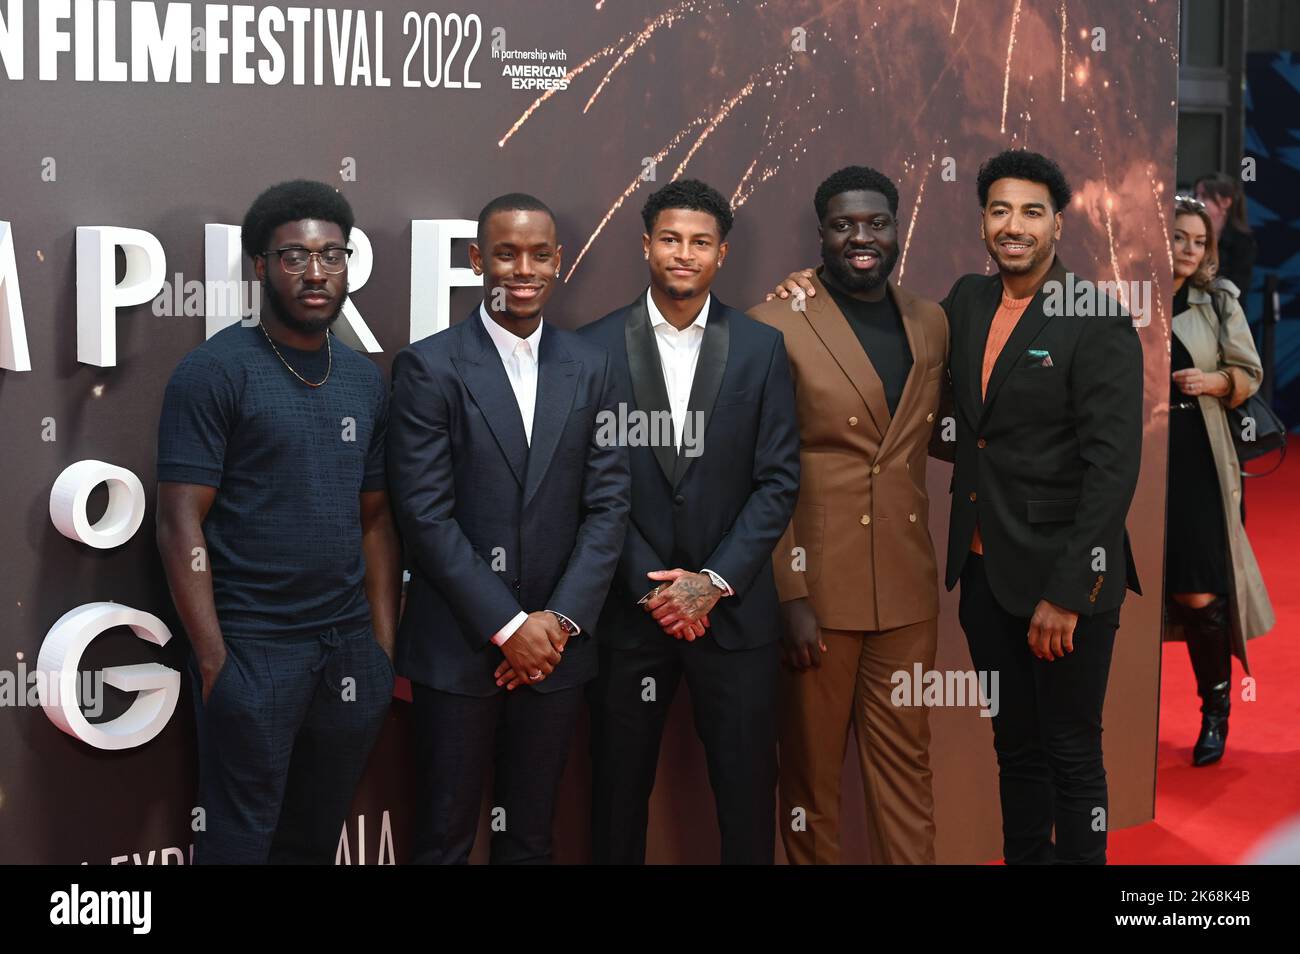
[{"x1": 749, "y1": 271, "x2": 950, "y2": 631}]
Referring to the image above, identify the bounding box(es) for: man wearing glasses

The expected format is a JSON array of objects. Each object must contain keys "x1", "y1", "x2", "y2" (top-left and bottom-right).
[{"x1": 156, "y1": 180, "x2": 400, "y2": 863}]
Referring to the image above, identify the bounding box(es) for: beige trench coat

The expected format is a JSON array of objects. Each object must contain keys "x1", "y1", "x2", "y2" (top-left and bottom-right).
[{"x1": 1163, "y1": 281, "x2": 1276, "y2": 672}]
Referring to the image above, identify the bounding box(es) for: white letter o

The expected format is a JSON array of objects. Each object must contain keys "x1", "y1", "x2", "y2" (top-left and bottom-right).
[{"x1": 49, "y1": 460, "x2": 146, "y2": 549}]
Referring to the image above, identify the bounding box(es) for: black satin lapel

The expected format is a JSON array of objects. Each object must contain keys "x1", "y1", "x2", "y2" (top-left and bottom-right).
[
  {"x1": 455, "y1": 316, "x2": 528, "y2": 488},
  {"x1": 674, "y1": 304, "x2": 729, "y2": 487},
  {"x1": 523, "y1": 332, "x2": 579, "y2": 508},
  {"x1": 624, "y1": 297, "x2": 677, "y2": 486}
]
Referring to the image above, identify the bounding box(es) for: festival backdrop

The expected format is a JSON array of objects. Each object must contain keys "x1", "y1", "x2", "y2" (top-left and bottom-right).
[{"x1": 0, "y1": 0, "x2": 1178, "y2": 864}]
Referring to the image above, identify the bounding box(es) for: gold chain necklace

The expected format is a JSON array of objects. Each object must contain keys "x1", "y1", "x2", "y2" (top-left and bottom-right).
[{"x1": 259, "y1": 322, "x2": 332, "y2": 388}]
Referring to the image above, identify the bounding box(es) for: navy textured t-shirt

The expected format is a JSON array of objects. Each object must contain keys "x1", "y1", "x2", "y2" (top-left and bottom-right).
[{"x1": 157, "y1": 323, "x2": 387, "y2": 638}]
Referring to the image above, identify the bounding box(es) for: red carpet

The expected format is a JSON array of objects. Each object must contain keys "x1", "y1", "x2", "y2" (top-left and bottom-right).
[{"x1": 1109, "y1": 447, "x2": 1300, "y2": 864}]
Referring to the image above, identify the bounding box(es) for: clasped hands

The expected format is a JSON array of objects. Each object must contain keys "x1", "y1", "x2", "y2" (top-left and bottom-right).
[
  {"x1": 641, "y1": 568, "x2": 721, "y2": 641},
  {"x1": 493, "y1": 569, "x2": 723, "y2": 690},
  {"x1": 494, "y1": 611, "x2": 569, "y2": 691}
]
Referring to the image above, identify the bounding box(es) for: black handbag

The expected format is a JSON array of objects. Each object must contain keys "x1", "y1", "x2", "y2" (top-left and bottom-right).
[
  {"x1": 1232, "y1": 394, "x2": 1287, "y2": 472},
  {"x1": 1208, "y1": 287, "x2": 1287, "y2": 475}
]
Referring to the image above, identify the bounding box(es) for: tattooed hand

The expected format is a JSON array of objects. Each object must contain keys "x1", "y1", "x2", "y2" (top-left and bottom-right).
[{"x1": 644, "y1": 568, "x2": 722, "y2": 639}]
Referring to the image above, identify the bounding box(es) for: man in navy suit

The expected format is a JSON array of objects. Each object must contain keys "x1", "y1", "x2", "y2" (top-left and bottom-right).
[
  {"x1": 388, "y1": 193, "x2": 630, "y2": 864},
  {"x1": 580, "y1": 180, "x2": 800, "y2": 864}
]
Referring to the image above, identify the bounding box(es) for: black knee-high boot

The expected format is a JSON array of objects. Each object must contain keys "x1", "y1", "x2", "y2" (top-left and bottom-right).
[{"x1": 1179, "y1": 596, "x2": 1233, "y2": 767}]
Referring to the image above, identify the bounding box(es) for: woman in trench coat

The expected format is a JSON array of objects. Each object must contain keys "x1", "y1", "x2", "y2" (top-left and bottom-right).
[{"x1": 1164, "y1": 195, "x2": 1275, "y2": 766}]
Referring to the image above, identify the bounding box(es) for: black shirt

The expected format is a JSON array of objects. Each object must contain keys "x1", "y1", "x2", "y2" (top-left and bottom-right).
[
  {"x1": 824, "y1": 282, "x2": 913, "y2": 416},
  {"x1": 1173, "y1": 282, "x2": 1190, "y2": 318},
  {"x1": 156, "y1": 323, "x2": 387, "y2": 638}
]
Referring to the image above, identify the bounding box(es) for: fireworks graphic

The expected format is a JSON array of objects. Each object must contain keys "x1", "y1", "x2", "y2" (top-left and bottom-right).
[
  {"x1": 491, "y1": 0, "x2": 1176, "y2": 444},
  {"x1": 494, "y1": 0, "x2": 1176, "y2": 343}
]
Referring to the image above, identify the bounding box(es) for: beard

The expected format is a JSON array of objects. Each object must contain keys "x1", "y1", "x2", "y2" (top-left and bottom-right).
[
  {"x1": 261, "y1": 280, "x2": 344, "y2": 335},
  {"x1": 988, "y1": 236, "x2": 1054, "y2": 276},
  {"x1": 652, "y1": 263, "x2": 705, "y2": 301},
  {"x1": 663, "y1": 279, "x2": 699, "y2": 301},
  {"x1": 821, "y1": 244, "x2": 899, "y2": 295}
]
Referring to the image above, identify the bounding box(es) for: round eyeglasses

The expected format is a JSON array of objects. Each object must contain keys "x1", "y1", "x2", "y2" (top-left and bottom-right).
[{"x1": 263, "y1": 246, "x2": 352, "y2": 275}]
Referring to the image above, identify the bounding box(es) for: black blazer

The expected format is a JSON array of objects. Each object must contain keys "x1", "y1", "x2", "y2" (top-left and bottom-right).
[
  {"x1": 579, "y1": 293, "x2": 800, "y2": 651},
  {"x1": 933, "y1": 258, "x2": 1143, "y2": 617},
  {"x1": 388, "y1": 308, "x2": 630, "y2": 696}
]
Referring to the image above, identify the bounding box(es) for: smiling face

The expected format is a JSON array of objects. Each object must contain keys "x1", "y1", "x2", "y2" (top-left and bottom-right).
[
  {"x1": 643, "y1": 207, "x2": 727, "y2": 301},
  {"x1": 818, "y1": 189, "x2": 899, "y2": 298},
  {"x1": 469, "y1": 208, "x2": 561, "y2": 322},
  {"x1": 254, "y1": 219, "x2": 349, "y2": 334},
  {"x1": 1172, "y1": 212, "x2": 1208, "y2": 282},
  {"x1": 981, "y1": 177, "x2": 1061, "y2": 277}
]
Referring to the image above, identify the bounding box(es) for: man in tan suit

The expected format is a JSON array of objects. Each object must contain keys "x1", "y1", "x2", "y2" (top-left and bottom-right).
[{"x1": 749, "y1": 166, "x2": 947, "y2": 864}]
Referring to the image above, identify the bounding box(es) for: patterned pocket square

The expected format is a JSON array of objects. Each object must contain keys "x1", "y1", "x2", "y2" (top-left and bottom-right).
[{"x1": 1026, "y1": 348, "x2": 1054, "y2": 368}]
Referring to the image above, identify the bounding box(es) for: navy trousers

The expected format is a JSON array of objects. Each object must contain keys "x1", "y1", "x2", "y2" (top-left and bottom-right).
[
  {"x1": 408, "y1": 683, "x2": 584, "y2": 865},
  {"x1": 588, "y1": 636, "x2": 779, "y2": 865},
  {"x1": 190, "y1": 625, "x2": 394, "y2": 864}
]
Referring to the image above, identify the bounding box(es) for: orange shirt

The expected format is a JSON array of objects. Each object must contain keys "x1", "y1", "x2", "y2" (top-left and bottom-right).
[{"x1": 971, "y1": 290, "x2": 1034, "y2": 555}]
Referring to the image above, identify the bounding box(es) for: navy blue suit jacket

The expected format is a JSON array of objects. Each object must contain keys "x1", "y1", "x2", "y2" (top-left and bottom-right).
[
  {"x1": 388, "y1": 308, "x2": 630, "y2": 695},
  {"x1": 579, "y1": 293, "x2": 800, "y2": 651}
]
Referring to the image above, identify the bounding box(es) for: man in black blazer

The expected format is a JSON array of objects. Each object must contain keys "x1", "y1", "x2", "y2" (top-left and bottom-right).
[
  {"x1": 933, "y1": 151, "x2": 1143, "y2": 864},
  {"x1": 579, "y1": 180, "x2": 800, "y2": 864},
  {"x1": 388, "y1": 193, "x2": 630, "y2": 864}
]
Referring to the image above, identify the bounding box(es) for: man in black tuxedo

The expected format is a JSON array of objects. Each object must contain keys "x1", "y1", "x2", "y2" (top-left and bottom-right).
[
  {"x1": 580, "y1": 180, "x2": 800, "y2": 864},
  {"x1": 933, "y1": 150, "x2": 1143, "y2": 864},
  {"x1": 388, "y1": 193, "x2": 630, "y2": 864}
]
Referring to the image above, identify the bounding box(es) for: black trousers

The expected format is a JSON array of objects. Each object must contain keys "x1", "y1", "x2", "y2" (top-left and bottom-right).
[
  {"x1": 190, "y1": 626, "x2": 394, "y2": 864},
  {"x1": 588, "y1": 634, "x2": 779, "y2": 864},
  {"x1": 958, "y1": 556, "x2": 1119, "y2": 865},
  {"x1": 409, "y1": 682, "x2": 583, "y2": 864}
]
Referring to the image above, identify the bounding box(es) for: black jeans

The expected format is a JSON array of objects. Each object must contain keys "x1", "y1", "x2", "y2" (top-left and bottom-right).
[{"x1": 958, "y1": 556, "x2": 1119, "y2": 865}]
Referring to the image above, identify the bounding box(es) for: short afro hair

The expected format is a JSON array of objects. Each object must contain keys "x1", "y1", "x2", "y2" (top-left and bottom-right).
[
  {"x1": 641, "y1": 179, "x2": 734, "y2": 238},
  {"x1": 476, "y1": 193, "x2": 556, "y2": 245},
  {"x1": 976, "y1": 150, "x2": 1073, "y2": 213},
  {"x1": 241, "y1": 180, "x2": 354, "y2": 259},
  {"x1": 813, "y1": 166, "x2": 899, "y2": 221}
]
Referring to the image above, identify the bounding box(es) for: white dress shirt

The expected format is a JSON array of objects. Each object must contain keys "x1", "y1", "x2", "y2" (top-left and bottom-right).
[
  {"x1": 477, "y1": 305, "x2": 580, "y2": 646},
  {"x1": 479, "y1": 303, "x2": 540, "y2": 445},
  {"x1": 647, "y1": 289, "x2": 708, "y2": 453},
  {"x1": 644, "y1": 290, "x2": 733, "y2": 598}
]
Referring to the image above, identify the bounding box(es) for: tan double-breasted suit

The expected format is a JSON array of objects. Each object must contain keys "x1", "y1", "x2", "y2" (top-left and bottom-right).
[{"x1": 749, "y1": 270, "x2": 948, "y2": 864}]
